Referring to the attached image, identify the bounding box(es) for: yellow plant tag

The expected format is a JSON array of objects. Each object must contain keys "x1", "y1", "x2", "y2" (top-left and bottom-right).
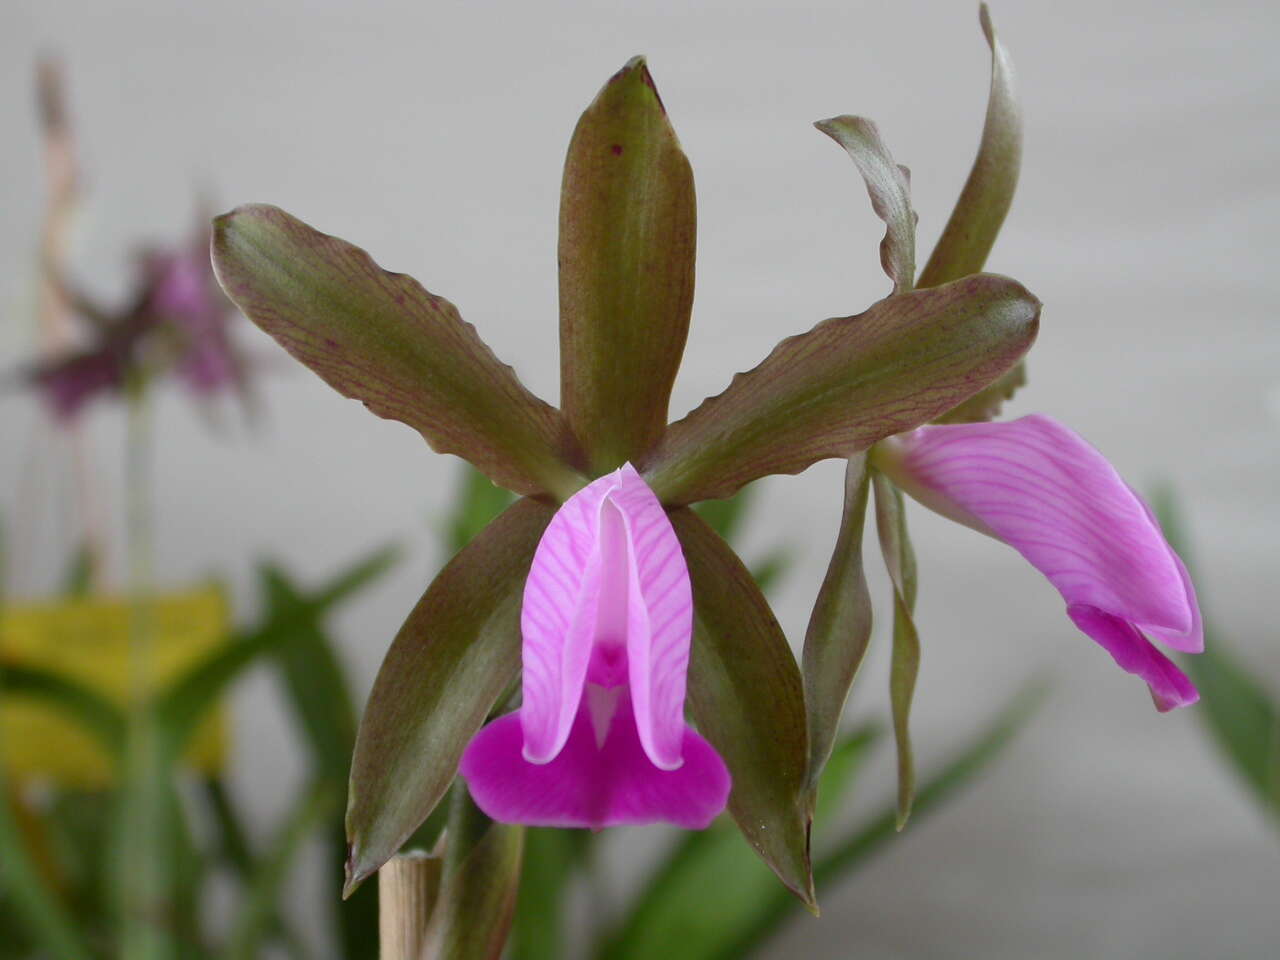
[{"x1": 1, "y1": 587, "x2": 229, "y2": 787}]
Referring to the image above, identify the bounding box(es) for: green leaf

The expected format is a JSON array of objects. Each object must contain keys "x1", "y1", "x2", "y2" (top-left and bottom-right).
[
  {"x1": 420, "y1": 785, "x2": 524, "y2": 960},
  {"x1": 921, "y1": 5, "x2": 1026, "y2": 423},
  {"x1": 643, "y1": 275, "x2": 1040, "y2": 505},
  {"x1": 345, "y1": 498, "x2": 554, "y2": 895},
  {"x1": 872, "y1": 472, "x2": 921, "y2": 828},
  {"x1": 510, "y1": 828, "x2": 589, "y2": 960},
  {"x1": 223, "y1": 783, "x2": 336, "y2": 960},
  {"x1": 749, "y1": 548, "x2": 792, "y2": 597},
  {"x1": 596, "y1": 726, "x2": 878, "y2": 960},
  {"x1": 447, "y1": 464, "x2": 516, "y2": 556},
  {"x1": 802, "y1": 454, "x2": 874, "y2": 798},
  {"x1": 155, "y1": 547, "x2": 397, "y2": 761},
  {"x1": 201, "y1": 778, "x2": 315, "y2": 960},
  {"x1": 691, "y1": 484, "x2": 756, "y2": 545},
  {"x1": 309, "y1": 543, "x2": 402, "y2": 614},
  {"x1": 261, "y1": 565, "x2": 358, "y2": 782},
  {"x1": 211, "y1": 204, "x2": 584, "y2": 499},
  {"x1": 669, "y1": 509, "x2": 814, "y2": 907},
  {"x1": 559, "y1": 57, "x2": 697, "y2": 473},
  {"x1": 918, "y1": 3, "x2": 1021, "y2": 288},
  {"x1": 815, "y1": 116, "x2": 916, "y2": 294},
  {"x1": 733, "y1": 682, "x2": 1046, "y2": 957},
  {"x1": 0, "y1": 765, "x2": 95, "y2": 960},
  {"x1": 202, "y1": 777, "x2": 255, "y2": 878},
  {"x1": 1152, "y1": 493, "x2": 1279, "y2": 823},
  {"x1": 0, "y1": 664, "x2": 127, "y2": 758}
]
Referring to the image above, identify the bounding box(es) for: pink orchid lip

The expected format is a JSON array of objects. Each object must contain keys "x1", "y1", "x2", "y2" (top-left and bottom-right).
[
  {"x1": 874, "y1": 414, "x2": 1202, "y2": 710},
  {"x1": 461, "y1": 463, "x2": 730, "y2": 829}
]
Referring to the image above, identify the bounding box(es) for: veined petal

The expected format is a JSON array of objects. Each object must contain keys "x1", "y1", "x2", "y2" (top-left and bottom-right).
[
  {"x1": 1067, "y1": 604, "x2": 1199, "y2": 711},
  {"x1": 612, "y1": 464, "x2": 693, "y2": 770},
  {"x1": 876, "y1": 414, "x2": 1199, "y2": 651},
  {"x1": 520, "y1": 471, "x2": 617, "y2": 763},
  {"x1": 1131, "y1": 487, "x2": 1204, "y2": 654},
  {"x1": 519, "y1": 464, "x2": 693, "y2": 770}
]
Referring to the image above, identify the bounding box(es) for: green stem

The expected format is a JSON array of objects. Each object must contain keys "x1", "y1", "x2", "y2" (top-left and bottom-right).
[{"x1": 117, "y1": 379, "x2": 174, "y2": 960}]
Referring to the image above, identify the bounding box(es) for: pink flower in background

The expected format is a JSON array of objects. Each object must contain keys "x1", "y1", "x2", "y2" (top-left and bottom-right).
[
  {"x1": 22, "y1": 225, "x2": 249, "y2": 422},
  {"x1": 875, "y1": 414, "x2": 1202, "y2": 711},
  {"x1": 461, "y1": 464, "x2": 730, "y2": 829},
  {"x1": 143, "y1": 242, "x2": 242, "y2": 395}
]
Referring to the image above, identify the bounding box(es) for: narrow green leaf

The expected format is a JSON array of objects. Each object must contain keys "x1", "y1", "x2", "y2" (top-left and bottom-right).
[
  {"x1": 223, "y1": 783, "x2": 336, "y2": 960},
  {"x1": 596, "y1": 726, "x2": 879, "y2": 960},
  {"x1": 0, "y1": 767, "x2": 95, "y2": 960},
  {"x1": 447, "y1": 464, "x2": 516, "y2": 556},
  {"x1": 669, "y1": 509, "x2": 814, "y2": 906},
  {"x1": 734, "y1": 682, "x2": 1046, "y2": 957},
  {"x1": 345, "y1": 498, "x2": 554, "y2": 894},
  {"x1": 815, "y1": 116, "x2": 916, "y2": 294},
  {"x1": 155, "y1": 549, "x2": 395, "y2": 761},
  {"x1": 420, "y1": 785, "x2": 524, "y2": 960},
  {"x1": 691, "y1": 483, "x2": 756, "y2": 545},
  {"x1": 872, "y1": 472, "x2": 920, "y2": 828},
  {"x1": 309, "y1": 543, "x2": 402, "y2": 615},
  {"x1": 802, "y1": 454, "x2": 874, "y2": 797},
  {"x1": 261, "y1": 565, "x2": 358, "y2": 782},
  {"x1": 202, "y1": 777, "x2": 255, "y2": 878},
  {"x1": 559, "y1": 57, "x2": 697, "y2": 472},
  {"x1": 644, "y1": 275, "x2": 1040, "y2": 505},
  {"x1": 749, "y1": 548, "x2": 792, "y2": 597},
  {"x1": 211, "y1": 204, "x2": 584, "y2": 498},
  {"x1": 0, "y1": 664, "x2": 127, "y2": 758},
  {"x1": 921, "y1": 4, "x2": 1026, "y2": 423},
  {"x1": 510, "y1": 828, "x2": 588, "y2": 960},
  {"x1": 1186, "y1": 638, "x2": 1280, "y2": 823},
  {"x1": 1152, "y1": 493, "x2": 1279, "y2": 823},
  {"x1": 918, "y1": 3, "x2": 1021, "y2": 288}
]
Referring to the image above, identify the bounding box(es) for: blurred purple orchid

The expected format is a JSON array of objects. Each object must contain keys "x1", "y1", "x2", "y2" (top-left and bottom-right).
[
  {"x1": 27, "y1": 221, "x2": 250, "y2": 421},
  {"x1": 461, "y1": 464, "x2": 731, "y2": 829}
]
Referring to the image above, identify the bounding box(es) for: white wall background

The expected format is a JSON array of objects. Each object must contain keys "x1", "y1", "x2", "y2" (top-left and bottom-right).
[{"x1": 2, "y1": 0, "x2": 1278, "y2": 956}]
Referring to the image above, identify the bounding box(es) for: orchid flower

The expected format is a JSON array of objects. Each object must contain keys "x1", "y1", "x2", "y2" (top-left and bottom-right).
[
  {"x1": 211, "y1": 54, "x2": 1038, "y2": 905},
  {"x1": 460, "y1": 464, "x2": 731, "y2": 829},
  {"x1": 24, "y1": 219, "x2": 248, "y2": 420},
  {"x1": 804, "y1": 4, "x2": 1201, "y2": 826}
]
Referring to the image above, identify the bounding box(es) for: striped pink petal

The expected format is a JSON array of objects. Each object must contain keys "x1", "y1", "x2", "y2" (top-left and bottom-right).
[
  {"x1": 876, "y1": 414, "x2": 1201, "y2": 706},
  {"x1": 518, "y1": 463, "x2": 694, "y2": 770}
]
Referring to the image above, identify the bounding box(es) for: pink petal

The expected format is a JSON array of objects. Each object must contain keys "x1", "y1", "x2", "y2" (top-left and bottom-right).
[
  {"x1": 611, "y1": 464, "x2": 693, "y2": 770},
  {"x1": 1128, "y1": 487, "x2": 1204, "y2": 654},
  {"x1": 518, "y1": 465, "x2": 693, "y2": 770},
  {"x1": 879, "y1": 415, "x2": 1196, "y2": 643},
  {"x1": 460, "y1": 687, "x2": 730, "y2": 830},
  {"x1": 1067, "y1": 603, "x2": 1199, "y2": 711},
  {"x1": 519, "y1": 471, "x2": 615, "y2": 764}
]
